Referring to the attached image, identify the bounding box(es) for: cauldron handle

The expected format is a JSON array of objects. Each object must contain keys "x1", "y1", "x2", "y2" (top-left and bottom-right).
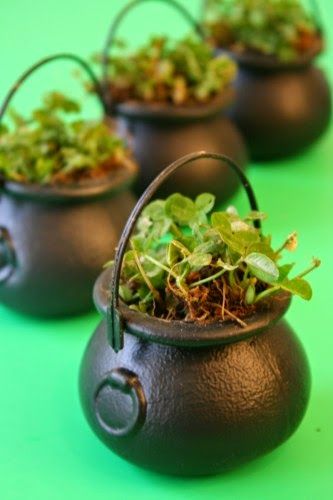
[
  {"x1": 94, "y1": 368, "x2": 147, "y2": 437},
  {"x1": 0, "y1": 54, "x2": 107, "y2": 284},
  {"x1": 108, "y1": 150, "x2": 261, "y2": 352},
  {"x1": 0, "y1": 225, "x2": 16, "y2": 284},
  {"x1": 0, "y1": 53, "x2": 107, "y2": 121},
  {"x1": 101, "y1": 0, "x2": 205, "y2": 113}
]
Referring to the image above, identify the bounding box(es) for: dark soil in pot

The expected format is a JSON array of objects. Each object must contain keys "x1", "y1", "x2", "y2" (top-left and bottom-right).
[
  {"x1": 79, "y1": 267, "x2": 310, "y2": 476},
  {"x1": 113, "y1": 89, "x2": 247, "y2": 201},
  {"x1": 0, "y1": 161, "x2": 137, "y2": 317}
]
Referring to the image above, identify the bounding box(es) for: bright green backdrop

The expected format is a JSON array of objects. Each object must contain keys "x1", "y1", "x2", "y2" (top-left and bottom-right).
[{"x1": 0, "y1": 1, "x2": 332, "y2": 499}]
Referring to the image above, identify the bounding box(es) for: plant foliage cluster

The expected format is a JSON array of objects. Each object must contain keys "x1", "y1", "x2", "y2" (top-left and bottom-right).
[
  {"x1": 0, "y1": 92, "x2": 128, "y2": 184},
  {"x1": 205, "y1": 0, "x2": 320, "y2": 61},
  {"x1": 105, "y1": 36, "x2": 237, "y2": 105},
  {"x1": 112, "y1": 193, "x2": 320, "y2": 326}
]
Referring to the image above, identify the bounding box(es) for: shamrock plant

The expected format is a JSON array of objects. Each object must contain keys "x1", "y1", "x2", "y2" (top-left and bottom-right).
[
  {"x1": 205, "y1": 0, "x2": 321, "y2": 61},
  {"x1": 103, "y1": 35, "x2": 237, "y2": 105},
  {"x1": 111, "y1": 193, "x2": 320, "y2": 326},
  {"x1": 0, "y1": 91, "x2": 129, "y2": 184}
]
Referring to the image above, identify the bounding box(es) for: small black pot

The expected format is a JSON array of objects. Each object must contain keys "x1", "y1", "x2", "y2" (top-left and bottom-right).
[
  {"x1": 79, "y1": 152, "x2": 311, "y2": 476},
  {"x1": 115, "y1": 91, "x2": 247, "y2": 200},
  {"x1": 80, "y1": 270, "x2": 309, "y2": 476},
  {"x1": 101, "y1": 0, "x2": 247, "y2": 201},
  {"x1": 0, "y1": 53, "x2": 137, "y2": 317},
  {"x1": 0, "y1": 167, "x2": 137, "y2": 317},
  {"x1": 225, "y1": 49, "x2": 331, "y2": 160}
]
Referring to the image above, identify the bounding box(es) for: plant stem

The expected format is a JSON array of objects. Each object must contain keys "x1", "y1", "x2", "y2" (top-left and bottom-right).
[
  {"x1": 130, "y1": 244, "x2": 160, "y2": 302},
  {"x1": 223, "y1": 308, "x2": 248, "y2": 328},
  {"x1": 254, "y1": 286, "x2": 280, "y2": 303},
  {"x1": 296, "y1": 258, "x2": 321, "y2": 279},
  {"x1": 170, "y1": 239, "x2": 191, "y2": 257},
  {"x1": 275, "y1": 231, "x2": 297, "y2": 255},
  {"x1": 143, "y1": 254, "x2": 178, "y2": 280},
  {"x1": 229, "y1": 270, "x2": 237, "y2": 289},
  {"x1": 170, "y1": 223, "x2": 183, "y2": 239},
  {"x1": 190, "y1": 268, "x2": 226, "y2": 288}
]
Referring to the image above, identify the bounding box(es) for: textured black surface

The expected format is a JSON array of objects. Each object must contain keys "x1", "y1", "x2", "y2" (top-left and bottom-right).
[
  {"x1": 114, "y1": 99, "x2": 248, "y2": 201},
  {"x1": 228, "y1": 63, "x2": 331, "y2": 160},
  {"x1": 80, "y1": 298, "x2": 310, "y2": 476},
  {"x1": 0, "y1": 179, "x2": 136, "y2": 317}
]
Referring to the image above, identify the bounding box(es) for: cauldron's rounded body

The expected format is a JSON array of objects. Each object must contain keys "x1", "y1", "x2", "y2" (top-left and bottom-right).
[
  {"x1": 114, "y1": 92, "x2": 247, "y2": 201},
  {"x1": 226, "y1": 53, "x2": 331, "y2": 160},
  {"x1": 79, "y1": 271, "x2": 310, "y2": 476},
  {"x1": 0, "y1": 165, "x2": 136, "y2": 317}
]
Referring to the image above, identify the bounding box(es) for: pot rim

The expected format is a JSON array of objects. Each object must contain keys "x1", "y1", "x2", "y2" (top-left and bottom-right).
[
  {"x1": 219, "y1": 36, "x2": 323, "y2": 71},
  {"x1": 94, "y1": 267, "x2": 292, "y2": 347},
  {"x1": 114, "y1": 87, "x2": 235, "y2": 121},
  {"x1": 0, "y1": 157, "x2": 138, "y2": 202}
]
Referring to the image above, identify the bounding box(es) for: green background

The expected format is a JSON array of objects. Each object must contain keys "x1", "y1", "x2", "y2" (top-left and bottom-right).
[{"x1": 0, "y1": 1, "x2": 332, "y2": 498}]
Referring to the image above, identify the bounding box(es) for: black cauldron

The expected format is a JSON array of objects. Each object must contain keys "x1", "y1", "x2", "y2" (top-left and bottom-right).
[
  {"x1": 101, "y1": 0, "x2": 247, "y2": 200},
  {"x1": 115, "y1": 92, "x2": 247, "y2": 200},
  {"x1": 79, "y1": 152, "x2": 310, "y2": 476},
  {"x1": 0, "y1": 54, "x2": 137, "y2": 317},
  {"x1": 226, "y1": 49, "x2": 331, "y2": 160}
]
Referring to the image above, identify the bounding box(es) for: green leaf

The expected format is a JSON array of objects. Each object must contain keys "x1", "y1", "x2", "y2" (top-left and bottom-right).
[
  {"x1": 165, "y1": 193, "x2": 196, "y2": 225},
  {"x1": 216, "y1": 258, "x2": 238, "y2": 271},
  {"x1": 245, "y1": 252, "x2": 279, "y2": 283},
  {"x1": 43, "y1": 92, "x2": 81, "y2": 113},
  {"x1": 193, "y1": 240, "x2": 221, "y2": 255},
  {"x1": 280, "y1": 278, "x2": 312, "y2": 300},
  {"x1": 211, "y1": 212, "x2": 231, "y2": 232},
  {"x1": 278, "y1": 263, "x2": 295, "y2": 282},
  {"x1": 119, "y1": 284, "x2": 134, "y2": 302},
  {"x1": 235, "y1": 230, "x2": 260, "y2": 247},
  {"x1": 188, "y1": 252, "x2": 212, "y2": 269},
  {"x1": 231, "y1": 220, "x2": 257, "y2": 233},
  {"x1": 245, "y1": 210, "x2": 267, "y2": 221},
  {"x1": 142, "y1": 199, "x2": 166, "y2": 221},
  {"x1": 245, "y1": 284, "x2": 255, "y2": 305},
  {"x1": 215, "y1": 228, "x2": 246, "y2": 255},
  {"x1": 247, "y1": 241, "x2": 276, "y2": 260},
  {"x1": 195, "y1": 193, "x2": 215, "y2": 214}
]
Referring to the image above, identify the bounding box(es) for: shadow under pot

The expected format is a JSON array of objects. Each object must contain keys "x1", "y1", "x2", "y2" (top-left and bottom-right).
[
  {"x1": 79, "y1": 152, "x2": 310, "y2": 476},
  {"x1": 114, "y1": 90, "x2": 247, "y2": 201},
  {"x1": 0, "y1": 168, "x2": 136, "y2": 317},
  {"x1": 225, "y1": 50, "x2": 332, "y2": 160}
]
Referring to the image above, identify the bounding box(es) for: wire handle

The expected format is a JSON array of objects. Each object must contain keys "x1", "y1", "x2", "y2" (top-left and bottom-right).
[
  {"x1": 107, "y1": 150, "x2": 261, "y2": 352},
  {"x1": 0, "y1": 53, "x2": 107, "y2": 123},
  {"x1": 101, "y1": 0, "x2": 205, "y2": 112}
]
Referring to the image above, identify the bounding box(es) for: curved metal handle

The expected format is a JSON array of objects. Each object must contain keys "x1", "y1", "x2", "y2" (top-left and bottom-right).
[
  {"x1": 107, "y1": 150, "x2": 261, "y2": 352},
  {"x1": 102, "y1": 0, "x2": 205, "y2": 112},
  {"x1": 0, "y1": 226, "x2": 16, "y2": 284},
  {"x1": 0, "y1": 53, "x2": 107, "y2": 123},
  {"x1": 94, "y1": 368, "x2": 146, "y2": 437}
]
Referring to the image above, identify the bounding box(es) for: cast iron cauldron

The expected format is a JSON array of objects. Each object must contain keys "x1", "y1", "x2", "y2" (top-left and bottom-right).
[
  {"x1": 79, "y1": 152, "x2": 310, "y2": 476},
  {"x1": 224, "y1": 46, "x2": 331, "y2": 160},
  {"x1": 0, "y1": 54, "x2": 137, "y2": 317},
  {"x1": 101, "y1": 0, "x2": 247, "y2": 200}
]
